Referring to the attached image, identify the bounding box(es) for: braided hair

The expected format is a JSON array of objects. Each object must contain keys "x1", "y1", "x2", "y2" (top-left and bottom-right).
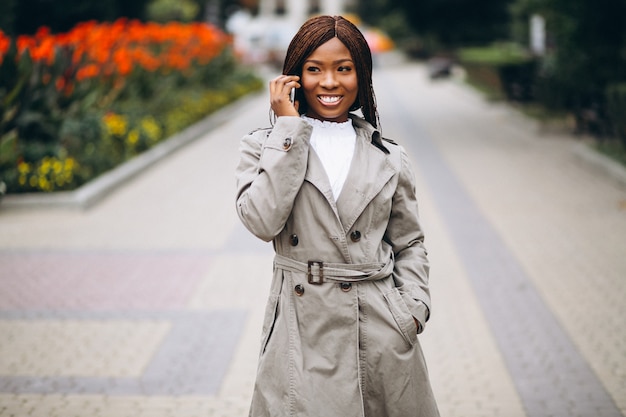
[{"x1": 282, "y1": 15, "x2": 379, "y2": 128}]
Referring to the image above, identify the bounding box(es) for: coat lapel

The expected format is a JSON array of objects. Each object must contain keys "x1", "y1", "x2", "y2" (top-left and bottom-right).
[
  {"x1": 336, "y1": 120, "x2": 396, "y2": 233},
  {"x1": 303, "y1": 116, "x2": 397, "y2": 232},
  {"x1": 304, "y1": 146, "x2": 340, "y2": 218}
]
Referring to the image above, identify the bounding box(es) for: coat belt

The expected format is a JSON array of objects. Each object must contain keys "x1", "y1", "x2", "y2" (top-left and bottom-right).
[{"x1": 274, "y1": 254, "x2": 394, "y2": 285}]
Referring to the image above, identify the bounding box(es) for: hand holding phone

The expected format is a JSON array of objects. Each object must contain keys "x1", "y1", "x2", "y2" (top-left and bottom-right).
[{"x1": 270, "y1": 74, "x2": 300, "y2": 117}]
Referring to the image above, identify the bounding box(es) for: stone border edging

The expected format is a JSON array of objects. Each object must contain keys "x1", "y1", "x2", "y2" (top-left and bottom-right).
[
  {"x1": 571, "y1": 141, "x2": 626, "y2": 190},
  {"x1": 0, "y1": 91, "x2": 262, "y2": 211}
]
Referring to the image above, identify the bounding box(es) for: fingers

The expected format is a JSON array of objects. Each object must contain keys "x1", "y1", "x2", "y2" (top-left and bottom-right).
[
  {"x1": 269, "y1": 75, "x2": 301, "y2": 117},
  {"x1": 270, "y1": 75, "x2": 300, "y2": 94}
]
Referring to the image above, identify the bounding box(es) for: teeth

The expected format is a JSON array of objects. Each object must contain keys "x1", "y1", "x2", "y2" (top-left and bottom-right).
[{"x1": 320, "y1": 96, "x2": 340, "y2": 103}]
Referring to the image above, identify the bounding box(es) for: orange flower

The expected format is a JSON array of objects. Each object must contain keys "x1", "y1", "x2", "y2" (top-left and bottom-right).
[
  {"x1": 55, "y1": 77, "x2": 65, "y2": 91},
  {"x1": 76, "y1": 64, "x2": 99, "y2": 81},
  {"x1": 5, "y1": 19, "x2": 232, "y2": 87},
  {"x1": 30, "y1": 36, "x2": 55, "y2": 64},
  {"x1": 113, "y1": 48, "x2": 133, "y2": 76},
  {"x1": 16, "y1": 35, "x2": 34, "y2": 56},
  {"x1": 0, "y1": 32, "x2": 10, "y2": 64},
  {"x1": 34, "y1": 26, "x2": 51, "y2": 40}
]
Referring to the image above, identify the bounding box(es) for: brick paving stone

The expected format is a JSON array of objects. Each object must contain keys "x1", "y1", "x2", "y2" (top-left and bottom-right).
[
  {"x1": 0, "y1": 310, "x2": 247, "y2": 397},
  {"x1": 414, "y1": 165, "x2": 526, "y2": 417},
  {"x1": 0, "y1": 320, "x2": 169, "y2": 377},
  {"x1": 0, "y1": 252, "x2": 211, "y2": 310}
]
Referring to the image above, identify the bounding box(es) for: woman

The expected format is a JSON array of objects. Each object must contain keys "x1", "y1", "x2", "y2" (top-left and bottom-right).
[{"x1": 235, "y1": 15, "x2": 439, "y2": 417}]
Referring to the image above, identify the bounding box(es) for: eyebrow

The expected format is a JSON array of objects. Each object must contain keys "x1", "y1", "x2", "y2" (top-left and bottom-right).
[{"x1": 304, "y1": 59, "x2": 354, "y2": 65}]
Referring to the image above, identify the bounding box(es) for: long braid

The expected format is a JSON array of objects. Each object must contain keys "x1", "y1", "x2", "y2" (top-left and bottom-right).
[{"x1": 281, "y1": 16, "x2": 379, "y2": 128}]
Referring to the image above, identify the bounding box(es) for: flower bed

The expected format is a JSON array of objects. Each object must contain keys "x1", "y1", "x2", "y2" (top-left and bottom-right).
[{"x1": 0, "y1": 19, "x2": 262, "y2": 194}]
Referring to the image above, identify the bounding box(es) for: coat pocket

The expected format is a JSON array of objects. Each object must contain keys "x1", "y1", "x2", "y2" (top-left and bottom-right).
[
  {"x1": 383, "y1": 288, "x2": 418, "y2": 347},
  {"x1": 260, "y1": 293, "x2": 280, "y2": 355}
]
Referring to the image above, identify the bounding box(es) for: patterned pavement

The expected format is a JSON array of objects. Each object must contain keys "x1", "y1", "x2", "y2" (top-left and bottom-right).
[{"x1": 0, "y1": 61, "x2": 625, "y2": 417}]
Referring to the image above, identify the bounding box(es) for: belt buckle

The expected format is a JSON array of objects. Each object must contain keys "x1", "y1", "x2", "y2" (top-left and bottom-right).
[{"x1": 307, "y1": 260, "x2": 324, "y2": 285}]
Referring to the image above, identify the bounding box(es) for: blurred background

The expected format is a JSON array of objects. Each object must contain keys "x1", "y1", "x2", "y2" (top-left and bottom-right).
[
  {"x1": 0, "y1": 2, "x2": 625, "y2": 416},
  {"x1": 0, "y1": 0, "x2": 625, "y2": 198}
]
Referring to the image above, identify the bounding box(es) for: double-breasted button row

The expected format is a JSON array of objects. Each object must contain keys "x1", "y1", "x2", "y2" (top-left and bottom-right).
[
  {"x1": 292, "y1": 231, "x2": 359, "y2": 245},
  {"x1": 294, "y1": 282, "x2": 352, "y2": 296},
  {"x1": 283, "y1": 137, "x2": 292, "y2": 150}
]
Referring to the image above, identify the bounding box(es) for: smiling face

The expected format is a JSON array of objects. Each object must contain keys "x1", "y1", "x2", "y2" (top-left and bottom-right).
[{"x1": 300, "y1": 37, "x2": 358, "y2": 123}]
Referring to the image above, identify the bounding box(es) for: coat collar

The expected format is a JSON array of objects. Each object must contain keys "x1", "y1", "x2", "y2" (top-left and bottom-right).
[
  {"x1": 304, "y1": 115, "x2": 397, "y2": 232},
  {"x1": 349, "y1": 114, "x2": 391, "y2": 155}
]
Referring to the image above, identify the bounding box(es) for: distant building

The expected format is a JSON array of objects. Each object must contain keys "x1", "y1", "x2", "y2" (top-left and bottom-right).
[
  {"x1": 228, "y1": 0, "x2": 358, "y2": 66},
  {"x1": 258, "y1": 0, "x2": 355, "y2": 25}
]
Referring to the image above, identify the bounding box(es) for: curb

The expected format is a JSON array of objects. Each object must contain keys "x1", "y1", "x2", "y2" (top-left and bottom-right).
[
  {"x1": 571, "y1": 141, "x2": 626, "y2": 190},
  {"x1": 0, "y1": 91, "x2": 262, "y2": 211}
]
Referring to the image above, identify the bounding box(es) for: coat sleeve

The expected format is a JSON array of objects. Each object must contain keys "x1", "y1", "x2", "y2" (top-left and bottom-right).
[
  {"x1": 235, "y1": 116, "x2": 312, "y2": 241},
  {"x1": 385, "y1": 147, "x2": 432, "y2": 333}
]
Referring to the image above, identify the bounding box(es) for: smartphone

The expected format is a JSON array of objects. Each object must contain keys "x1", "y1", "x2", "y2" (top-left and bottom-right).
[{"x1": 290, "y1": 87, "x2": 296, "y2": 103}]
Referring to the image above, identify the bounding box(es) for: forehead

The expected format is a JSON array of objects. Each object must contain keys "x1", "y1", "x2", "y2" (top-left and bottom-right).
[{"x1": 305, "y1": 37, "x2": 354, "y2": 62}]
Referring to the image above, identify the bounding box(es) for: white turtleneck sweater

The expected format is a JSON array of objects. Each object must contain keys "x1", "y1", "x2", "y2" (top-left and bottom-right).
[{"x1": 302, "y1": 115, "x2": 357, "y2": 201}]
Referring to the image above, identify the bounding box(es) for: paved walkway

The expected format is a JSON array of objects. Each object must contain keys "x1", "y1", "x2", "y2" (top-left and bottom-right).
[{"x1": 0, "y1": 61, "x2": 625, "y2": 417}]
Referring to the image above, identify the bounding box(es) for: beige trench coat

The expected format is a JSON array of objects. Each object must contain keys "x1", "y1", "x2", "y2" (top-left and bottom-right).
[{"x1": 235, "y1": 115, "x2": 439, "y2": 417}]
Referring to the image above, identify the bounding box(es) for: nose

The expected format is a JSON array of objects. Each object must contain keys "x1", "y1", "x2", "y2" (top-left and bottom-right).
[{"x1": 320, "y1": 71, "x2": 338, "y2": 88}]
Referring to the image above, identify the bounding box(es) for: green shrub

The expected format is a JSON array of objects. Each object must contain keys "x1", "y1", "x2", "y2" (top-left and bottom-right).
[
  {"x1": 5, "y1": 74, "x2": 263, "y2": 194},
  {"x1": 457, "y1": 43, "x2": 536, "y2": 102},
  {"x1": 457, "y1": 43, "x2": 530, "y2": 66}
]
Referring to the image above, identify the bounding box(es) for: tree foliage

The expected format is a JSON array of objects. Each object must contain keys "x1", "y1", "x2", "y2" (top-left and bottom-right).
[
  {"x1": 2, "y1": 0, "x2": 150, "y2": 35},
  {"x1": 512, "y1": 0, "x2": 626, "y2": 114},
  {"x1": 357, "y1": 0, "x2": 513, "y2": 47}
]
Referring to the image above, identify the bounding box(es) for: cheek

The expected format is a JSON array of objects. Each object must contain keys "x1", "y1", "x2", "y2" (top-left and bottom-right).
[
  {"x1": 300, "y1": 73, "x2": 315, "y2": 91},
  {"x1": 346, "y1": 75, "x2": 359, "y2": 101},
  {"x1": 347, "y1": 74, "x2": 359, "y2": 91},
  {"x1": 300, "y1": 78, "x2": 317, "y2": 101}
]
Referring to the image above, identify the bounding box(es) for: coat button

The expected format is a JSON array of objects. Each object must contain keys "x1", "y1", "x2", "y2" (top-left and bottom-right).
[
  {"x1": 290, "y1": 234, "x2": 299, "y2": 246},
  {"x1": 350, "y1": 230, "x2": 361, "y2": 242},
  {"x1": 283, "y1": 137, "x2": 292, "y2": 150},
  {"x1": 340, "y1": 282, "x2": 352, "y2": 292},
  {"x1": 294, "y1": 284, "x2": 304, "y2": 296}
]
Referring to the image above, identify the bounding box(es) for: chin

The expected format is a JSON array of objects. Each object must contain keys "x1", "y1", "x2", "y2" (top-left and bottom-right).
[{"x1": 312, "y1": 111, "x2": 350, "y2": 122}]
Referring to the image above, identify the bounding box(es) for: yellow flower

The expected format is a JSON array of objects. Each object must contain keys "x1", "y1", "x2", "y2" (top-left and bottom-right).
[
  {"x1": 103, "y1": 113, "x2": 129, "y2": 136},
  {"x1": 127, "y1": 129, "x2": 140, "y2": 145},
  {"x1": 65, "y1": 158, "x2": 76, "y2": 171},
  {"x1": 39, "y1": 157, "x2": 51, "y2": 175},
  {"x1": 38, "y1": 176, "x2": 50, "y2": 191},
  {"x1": 53, "y1": 160, "x2": 63, "y2": 174},
  {"x1": 140, "y1": 116, "x2": 162, "y2": 142},
  {"x1": 18, "y1": 162, "x2": 31, "y2": 175}
]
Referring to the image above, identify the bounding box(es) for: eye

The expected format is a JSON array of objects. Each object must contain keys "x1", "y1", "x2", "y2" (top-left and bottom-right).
[
  {"x1": 306, "y1": 66, "x2": 320, "y2": 72},
  {"x1": 338, "y1": 66, "x2": 353, "y2": 72}
]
